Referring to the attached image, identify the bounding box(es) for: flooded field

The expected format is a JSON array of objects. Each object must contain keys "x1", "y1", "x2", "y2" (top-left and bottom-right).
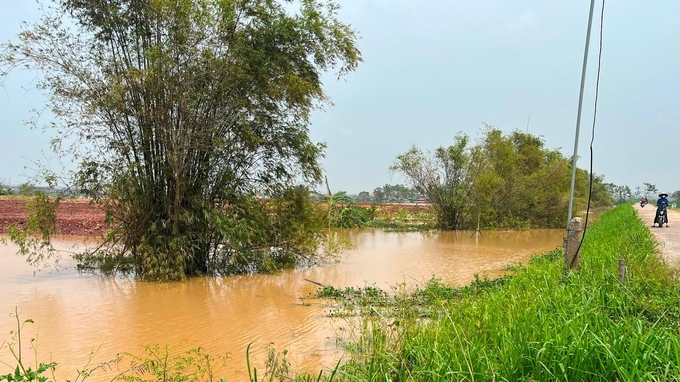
[{"x1": 0, "y1": 229, "x2": 563, "y2": 380}]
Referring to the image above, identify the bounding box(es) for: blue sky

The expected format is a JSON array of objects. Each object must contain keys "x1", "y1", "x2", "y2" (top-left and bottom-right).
[{"x1": 2, "y1": 0, "x2": 679, "y2": 195}]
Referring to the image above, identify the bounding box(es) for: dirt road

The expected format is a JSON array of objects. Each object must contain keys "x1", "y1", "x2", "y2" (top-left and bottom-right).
[{"x1": 634, "y1": 203, "x2": 680, "y2": 266}]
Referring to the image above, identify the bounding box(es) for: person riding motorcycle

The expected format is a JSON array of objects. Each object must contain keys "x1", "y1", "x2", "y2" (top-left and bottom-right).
[
  {"x1": 640, "y1": 197, "x2": 648, "y2": 207},
  {"x1": 654, "y1": 192, "x2": 670, "y2": 227}
]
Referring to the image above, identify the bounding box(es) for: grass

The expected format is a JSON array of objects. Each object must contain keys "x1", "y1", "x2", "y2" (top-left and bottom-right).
[{"x1": 331, "y1": 203, "x2": 680, "y2": 381}]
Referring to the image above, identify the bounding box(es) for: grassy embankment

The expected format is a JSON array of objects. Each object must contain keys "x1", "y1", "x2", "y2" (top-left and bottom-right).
[
  {"x1": 323, "y1": 203, "x2": 680, "y2": 380},
  {"x1": 4, "y1": 204, "x2": 680, "y2": 381}
]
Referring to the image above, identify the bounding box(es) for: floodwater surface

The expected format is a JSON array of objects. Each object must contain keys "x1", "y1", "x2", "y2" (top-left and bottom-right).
[{"x1": 0, "y1": 229, "x2": 563, "y2": 380}]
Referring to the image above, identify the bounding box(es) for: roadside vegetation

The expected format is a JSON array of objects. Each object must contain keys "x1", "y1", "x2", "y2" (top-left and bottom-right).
[{"x1": 2, "y1": 1, "x2": 680, "y2": 381}]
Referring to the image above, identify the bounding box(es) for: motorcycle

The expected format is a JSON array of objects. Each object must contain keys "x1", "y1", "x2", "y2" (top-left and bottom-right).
[
  {"x1": 655, "y1": 202, "x2": 668, "y2": 228},
  {"x1": 640, "y1": 199, "x2": 648, "y2": 208}
]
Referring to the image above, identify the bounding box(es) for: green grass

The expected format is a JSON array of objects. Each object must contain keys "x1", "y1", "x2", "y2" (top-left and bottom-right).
[{"x1": 334, "y1": 203, "x2": 680, "y2": 381}]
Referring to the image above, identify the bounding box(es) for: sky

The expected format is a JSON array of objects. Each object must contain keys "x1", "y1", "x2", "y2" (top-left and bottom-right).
[{"x1": 1, "y1": 0, "x2": 679, "y2": 195}]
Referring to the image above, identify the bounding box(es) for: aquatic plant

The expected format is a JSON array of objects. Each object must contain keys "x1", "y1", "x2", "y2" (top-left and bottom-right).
[{"x1": 0, "y1": 310, "x2": 57, "y2": 382}]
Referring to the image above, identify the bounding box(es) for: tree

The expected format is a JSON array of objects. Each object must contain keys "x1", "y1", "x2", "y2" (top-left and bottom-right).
[
  {"x1": 357, "y1": 191, "x2": 371, "y2": 203},
  {"x1": 370, "y1": 184, "x2": 418, "y2": 203},
  {"x1": 373, "y1": 187, "x2": 385, "y2": 204},
  {"x1": 17, "y1": 183, "x2": 35, "y2": 197},
  {"x1": 635, "y1": 186, "x2": 642, "y2": 199},
  {"x1": 671, "y1": 190, "x2": 680, "y2": 202},
  {"x1": 390, "y1": 132, "x2": 483, "y2": 229},
  {"x1": 644, "y1": 183, "x2": 658, "y2": 198},
  {"x1": 391, "y1": 127, "x2": 609, "y2": 230},
  {"x1": 1, "y1": 0, "x2": 361, "y2": 280},
  {"x1": 602, "y1": 182, "x2": 630, "y2": 205}
]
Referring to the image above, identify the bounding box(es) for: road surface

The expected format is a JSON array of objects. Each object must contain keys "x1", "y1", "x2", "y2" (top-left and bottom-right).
[{"x1": 634, "y1": 202, "x2": 680, "y2": 266}]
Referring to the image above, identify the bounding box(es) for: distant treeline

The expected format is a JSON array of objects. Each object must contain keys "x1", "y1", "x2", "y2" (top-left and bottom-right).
[
  {"x1": 313, "y1": 184, "x2": 424, "y2": 204},
  {"x1": 0, "y1": 183, "x2": 74, "y2": 197}
]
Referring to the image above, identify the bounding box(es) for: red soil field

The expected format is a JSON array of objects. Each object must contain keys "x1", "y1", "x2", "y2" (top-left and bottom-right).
[
  {"x1": 0, "y1": 196, "x2": 106, "y2": 236},
  {"x1": 0, "y1": 197, "x2": 431, "y2": 237}
]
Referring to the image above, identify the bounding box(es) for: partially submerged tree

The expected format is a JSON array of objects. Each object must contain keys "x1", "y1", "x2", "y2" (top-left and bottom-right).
[
  {"x1": 1, "y1": 0, "x2": 361, "y2": 280},
  {"x1": 391, "y1": 133, "x2": 485, "y2": 229},
  {"x1": 391, "y1": 126, "x2": 612, "y2": 230}
]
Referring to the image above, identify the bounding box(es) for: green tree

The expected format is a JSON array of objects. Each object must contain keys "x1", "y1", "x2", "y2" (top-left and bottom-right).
[
  {"x1": 671, "y1": 190, "x2": 680, "y2": 202},
  {"x1": 391, "y1": 127, "x2": 610, "y2": 230},
  {"x1": 318, "y1": 178, "x2": 367, "y2": 228},
  {"x1": 644, "y1": 183, "x2": 658, "y2": 198},
  {"x1": 371, "y1": 184, "x2": 418, "y2": 203},
  {"x1": 635, "y1": 186, "x2": 642, "y2": 199},
  {"x1": 391, "y1": 132, "x2": 483, "y2": 229},
  {"x1": 587, "y1": 176, "x2": 617, "y2": 206},
  {"x1": 373, "y1": 187, "x2": 385, "y2": 204},
  {"x1": 357, "y1": 191, "x2": 371, "y2": 203},
  {"x1": 1, "y1": 0, "x2": 361, "y2": 280}
]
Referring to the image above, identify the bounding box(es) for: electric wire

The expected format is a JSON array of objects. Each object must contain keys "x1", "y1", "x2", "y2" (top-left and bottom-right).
[{"x1": 570, "y1": 0, "x2": 605, "y2": 268}]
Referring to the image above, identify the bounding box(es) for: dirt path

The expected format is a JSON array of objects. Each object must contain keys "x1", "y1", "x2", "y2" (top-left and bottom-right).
[{"x1": 634, "y1": 203, "x2": 680, "y2": 266}]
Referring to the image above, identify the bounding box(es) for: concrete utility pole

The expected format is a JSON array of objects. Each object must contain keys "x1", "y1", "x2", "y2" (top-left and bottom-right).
[
  {"x1": 564, "y1": 217, "x2": 584, "y2": 272},
  {"x1": 565, "y1": 0, "x2": 597, "y2": 271}
]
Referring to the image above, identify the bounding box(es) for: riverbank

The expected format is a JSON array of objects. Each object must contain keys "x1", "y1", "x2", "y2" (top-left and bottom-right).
[{"x1": 329, "y1": 203, "x2": 680, "y2": 380}]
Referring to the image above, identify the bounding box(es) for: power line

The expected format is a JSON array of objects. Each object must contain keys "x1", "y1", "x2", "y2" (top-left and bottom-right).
[{"x1": 526, "y1": 113, "x2": 531, "y2": 133}]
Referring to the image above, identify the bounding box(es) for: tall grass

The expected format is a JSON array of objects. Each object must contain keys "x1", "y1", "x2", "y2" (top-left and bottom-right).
[{"x1": 337, "y1": 204, "x2": 680, "y2": 381}]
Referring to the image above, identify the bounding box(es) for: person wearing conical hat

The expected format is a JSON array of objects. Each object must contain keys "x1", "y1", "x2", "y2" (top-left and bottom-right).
[{"x1": 654, "y1": 192, "x2": 670, "y2": 227}]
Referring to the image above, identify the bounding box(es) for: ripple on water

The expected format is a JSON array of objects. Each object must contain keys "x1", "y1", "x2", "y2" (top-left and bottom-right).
[{"x1": 0, "y1": 229, "x2": 563, "y2": 380}]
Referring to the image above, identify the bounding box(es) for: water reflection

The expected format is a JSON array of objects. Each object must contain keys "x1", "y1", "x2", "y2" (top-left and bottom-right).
[{"x1": 0, "y1": 229, "x2": 562, "y2": 380}]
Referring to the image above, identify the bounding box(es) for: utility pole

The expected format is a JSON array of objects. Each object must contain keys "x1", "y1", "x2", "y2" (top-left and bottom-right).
[{"x1": 565, "y1": 0, "x2": 597, "y2": 271}]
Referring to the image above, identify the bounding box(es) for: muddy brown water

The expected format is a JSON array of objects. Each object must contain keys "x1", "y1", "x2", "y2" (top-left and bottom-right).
[{"x1": 0, "y1": 229, "x2": 563, "y2": 380}]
